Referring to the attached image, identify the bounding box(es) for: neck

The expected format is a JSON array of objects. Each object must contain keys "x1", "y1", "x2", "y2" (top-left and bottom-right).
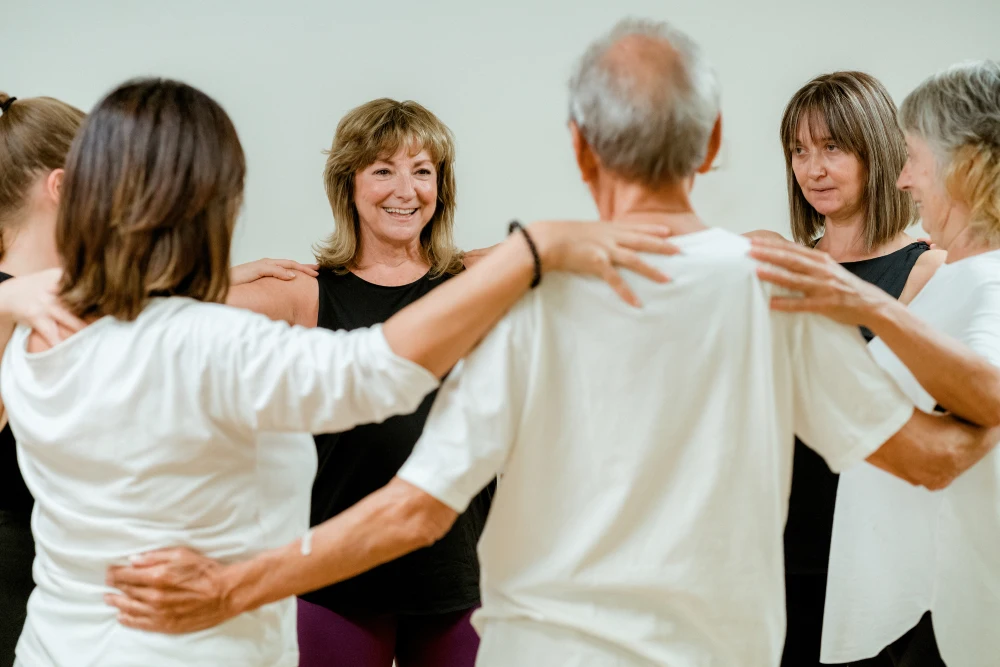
[
  {"x1": 592, "y1": 174, "x2": 707, "y2": 235},
  {"x1": 0, "y1": 212, "x2": 60, "y2": 277},
  {"x1": 354, "y1": 227, "x2": 427, "y2": 272},
  {"x1": 815, "y1": 210, "x2": 910, "y2": 262},
  {"x1": 944, "y1": 225, "x2": 999, "y2": 263}
]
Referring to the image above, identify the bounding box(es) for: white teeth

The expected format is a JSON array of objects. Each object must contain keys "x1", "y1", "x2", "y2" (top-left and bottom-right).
[{"x1": 384, "y1": 207, "x2": 417, "y2": 215}]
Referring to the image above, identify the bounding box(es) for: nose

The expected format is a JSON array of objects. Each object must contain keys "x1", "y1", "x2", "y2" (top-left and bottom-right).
[
  {"x1": 394, "y1": 172, "x2": 417, "y2": 201},
  {"x1": 896, "y1": 161, "x2": 912, "y2": 192},
  {"x1": 806, "y1": 153, "x2": 826, "y2": 180}
]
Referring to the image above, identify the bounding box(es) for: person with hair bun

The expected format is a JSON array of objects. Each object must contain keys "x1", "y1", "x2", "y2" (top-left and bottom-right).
[
  {"x1": 0, "y1": 90, "x2": 84, "y2": 667},
  {"x1": 752, "y1": 60, "x2": 1000, "y2": 667}
]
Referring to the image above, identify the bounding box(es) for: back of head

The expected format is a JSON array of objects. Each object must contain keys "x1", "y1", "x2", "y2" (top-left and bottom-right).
[
  {"x1": 780, "y1": 71, "x2": 916, "y2": 249},
  {"x1": 317, "y1": 97, "x2": 461, "y2": 276},
  {"x1": 568, "y1": 18, "x2": 720, "y2": 187},
  {"x1": 58, "y1": 78, "x2": 246, "y2": 321},
  {"x1": 899, "y1": 60, "x2": 1000, "y2": 243},
  {"x1": 0, "y1": 92, "x2": 85, "y2": 255}
]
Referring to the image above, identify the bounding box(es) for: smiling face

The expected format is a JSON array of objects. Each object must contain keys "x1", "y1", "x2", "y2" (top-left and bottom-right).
[
  {"x1": 352, "y1": 144, "x2": 438, "y2": 248},
  {"x1": 790, "y1": 113, "x2": 866, "y2": 223},
  {"x1": 896, "y1": 131, "x2": 958, "y2": 246}
]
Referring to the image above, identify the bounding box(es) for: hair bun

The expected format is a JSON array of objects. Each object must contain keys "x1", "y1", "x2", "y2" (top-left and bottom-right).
[{"x1": 0, "y1": 95, "x2": 17, "y2": 114}]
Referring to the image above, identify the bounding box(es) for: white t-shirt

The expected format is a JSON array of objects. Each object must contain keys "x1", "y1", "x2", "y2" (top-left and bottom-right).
[
  {"x1": 821, "y1": 249, "x2": 1000, "y2": 667},
  {"x1": 1, "y1": 297, "x2": 439, "y2": 667},
  {"x1": 398, "y1": 229, "x2": 915, "y2": 667}
]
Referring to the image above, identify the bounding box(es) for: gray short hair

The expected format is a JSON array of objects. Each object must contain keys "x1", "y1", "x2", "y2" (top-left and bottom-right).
[
  {"x1": 568, "y1": 18, "x2": 721, "y2": 186},
  {"x1": 900, "y1": 60, "x2": 1000, "y2": 242}
]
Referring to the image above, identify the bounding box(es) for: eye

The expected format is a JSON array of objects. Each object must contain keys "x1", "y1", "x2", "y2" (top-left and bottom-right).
[
  {"x1": 373, "y1": 168, "x2": 391, "y2": 176},
  {"x1": 825, "y1": 143, "x2": 839, "y2": 152},
  {"x1": 416, "y1": 168, "x2": 433, "y2": 176}
]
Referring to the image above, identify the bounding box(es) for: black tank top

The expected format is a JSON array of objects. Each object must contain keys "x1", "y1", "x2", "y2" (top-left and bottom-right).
[
  {"x1": 784, "y1": 241, "x2": 931, "y2": 574},
  {"x1": 0, "y1": 271, "x2": 33, "y2": 516},
  {"x1": 301, "y1": 268, "x2": 493, "y2": 615}
]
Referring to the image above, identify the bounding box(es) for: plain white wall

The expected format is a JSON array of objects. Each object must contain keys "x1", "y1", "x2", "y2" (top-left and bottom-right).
[{"x1": 3, "y1": 0, "x2": 998, "y2": 263}]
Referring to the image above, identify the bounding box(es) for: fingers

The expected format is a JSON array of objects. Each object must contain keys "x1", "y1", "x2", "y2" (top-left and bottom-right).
[
  {"x1": 615, "y1": 222, "x2": 674, "y2": 239},
  {"x1": 769, "y1": 296, "x2": 835, "y2": 313},
  {"x1": 754, "y1": 265, "x2": 824, "y2": 293},
  {"x1": 271, "y1": 260, "x2": 319, "y2": 277},
  {"x1": 33, "y1": 321, "x2": 63, "y2": 349},
  {"x1": 105, "y1": 593, "x2": 159, "y2": 617},
  {"x1": 611, "y1": 248, "x2": 670, "y2": 284},
  {"x1": 614, "y1": 231, "x2": 681, "y2": 256},
  {"x1": 52, "y1": 306, "x2": 86, "y2": 333},
  {"x1": 748, "y1": 245, "x2": 830, "y2": 278},
  {"x1": 107, "y1": 563, "x2": 165, "y2": 588},
  {"x1": 601, "y1": 264, "x2": 642, "y2": 308}
]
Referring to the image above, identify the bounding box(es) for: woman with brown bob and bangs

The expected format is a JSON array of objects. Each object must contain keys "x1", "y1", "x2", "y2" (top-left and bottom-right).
[
  {"x1": 0, "y1": 79, "x2": 674, "y2": 667},
  {"x1": 755, "y1": 72, "x2": 946, "y2": 667}
]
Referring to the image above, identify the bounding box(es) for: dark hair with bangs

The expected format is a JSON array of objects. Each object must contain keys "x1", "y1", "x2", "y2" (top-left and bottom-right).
[{"x1": 779, "y1": 71, "x2": 916, "y2": 250}]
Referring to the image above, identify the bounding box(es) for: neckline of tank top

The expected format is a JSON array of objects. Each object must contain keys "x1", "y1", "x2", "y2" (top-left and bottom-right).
[
  {"x1": 835, "y1": 241, "x2": 930, "y2": 267},
  {"x1": 333, "y1": 267, "x2": 436, "y2": 290}
]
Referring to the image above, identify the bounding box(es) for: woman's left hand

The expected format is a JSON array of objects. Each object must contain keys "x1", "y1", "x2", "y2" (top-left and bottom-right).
[
  {"x1": 748, "y1": 237, "x2": 894, "y2": 326},
  {"x1": 104, "y1": 547, "x2": 237, "y2": 634},
  {"x1": 230, "y1": 258, "x2": 319, "y2": 286}
]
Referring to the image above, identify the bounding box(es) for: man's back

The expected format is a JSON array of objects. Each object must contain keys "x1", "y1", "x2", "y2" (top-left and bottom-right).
[{"x1": 400, "y1": 228, "x2": 914, "y2": 666}]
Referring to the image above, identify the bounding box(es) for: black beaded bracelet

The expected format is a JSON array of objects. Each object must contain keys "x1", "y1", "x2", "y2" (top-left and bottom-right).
[{"x1": 508, "y1": 220, "x2": 542, "y2": 288}]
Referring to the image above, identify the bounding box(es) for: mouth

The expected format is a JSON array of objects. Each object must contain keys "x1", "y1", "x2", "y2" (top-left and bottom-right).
[{"x1": 383, "y1": 207, "x2": 419, "y2": 220}]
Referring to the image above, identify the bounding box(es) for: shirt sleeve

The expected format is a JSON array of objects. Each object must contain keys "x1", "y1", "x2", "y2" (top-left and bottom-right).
[
  {"x1": 202, "y1": 306, "x2": 440, "y2": 434},
  {"x1": 787, "y1": 312, "x2": 915, "y2": 473},
  {"x1": 958, "y1": 277, "x2": 1000, "y2": 367},
  {"x1": 396, "y1": 300, "x2": 530, "y2": 513}
]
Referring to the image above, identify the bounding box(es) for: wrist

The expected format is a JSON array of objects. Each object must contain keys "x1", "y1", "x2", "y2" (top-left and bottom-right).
[
  {"x1": 524, "y1": 221, "x2": 560, "y2": 272},
  {"x1": 221, "y1": 551, "x2": 278, "y2": 616},
  {"x1": 861, "y1": 293, "x2": 903, "y2": 332}
]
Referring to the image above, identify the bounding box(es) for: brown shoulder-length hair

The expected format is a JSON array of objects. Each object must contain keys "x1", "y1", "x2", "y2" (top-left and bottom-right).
[
  {"x1": 779, "y1": 71, "x2": 916, "y2": 250},
  {"x1": 0, "y1": 92, "x2": 85, "y2": 257},
  {"x1": 315, "y1": 98, "x2": 463, "y2": 276},
  {"x1": 58, "y1": 78, "x2": 246, "y2": 320}
]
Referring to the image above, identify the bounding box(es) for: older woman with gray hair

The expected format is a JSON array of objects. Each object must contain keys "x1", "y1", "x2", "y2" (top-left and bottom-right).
[{"x1": 752, "y1": 60, "x2": 1000, "y2": 667}]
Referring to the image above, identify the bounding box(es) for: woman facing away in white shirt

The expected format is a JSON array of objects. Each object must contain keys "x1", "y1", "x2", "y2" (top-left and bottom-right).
[
  {"x1": 751, "y1": 60, "x2": 1000, "y2": 667},
  {"x1": 0, "y1": 77, "x2": 677, "y2": 667}
]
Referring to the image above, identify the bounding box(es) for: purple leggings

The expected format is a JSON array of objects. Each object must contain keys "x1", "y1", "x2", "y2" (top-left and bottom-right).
[{"x1": 296, "y1": 598, "x2": 481, "y2": 667}]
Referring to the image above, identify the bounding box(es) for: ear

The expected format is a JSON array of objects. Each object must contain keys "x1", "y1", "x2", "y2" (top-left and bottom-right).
[
  {"x1": 570, "y1": 122, "x2": 599, "y2": 185},
  {"x1": 44, "y1": 168, "x2": 65, "y2": 205},
  {"x1": 696, "y1": 114, "x2": 723, "y2": 174}
]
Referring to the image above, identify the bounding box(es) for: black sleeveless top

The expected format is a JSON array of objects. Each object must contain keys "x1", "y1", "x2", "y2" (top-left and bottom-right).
[
  {"x1": 301, "y1": 268, "x2": 494, "y2": 615},
  {"x1": 0, "y1": 271, "x2": 33, "y2": 516},
  {"x1": 784, "y1": 241, "x2": 931, "y2": 574}
]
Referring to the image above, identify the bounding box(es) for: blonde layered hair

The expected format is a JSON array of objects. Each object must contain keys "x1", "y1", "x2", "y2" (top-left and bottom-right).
[
  {"x1": 780, "y1": 72, "x2": 917, "y2": 250},
  {"x1": 900, "y1": 60, "x2": 1000, "y2": 245},
  {"x1": 315, "y1": 99, "x2": 462, "y2": 276}
]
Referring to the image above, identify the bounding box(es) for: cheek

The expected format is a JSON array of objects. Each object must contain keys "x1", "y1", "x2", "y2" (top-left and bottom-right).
[
  {"x1": 416, "y1": 181, "x2": 437, "y2": 207},
  {"x1": 356, "y1": 180, "x2": 394, "y2": 209}
]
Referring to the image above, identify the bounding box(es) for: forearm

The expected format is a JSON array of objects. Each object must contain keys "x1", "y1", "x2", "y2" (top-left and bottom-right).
[
  {"x1": 222, "y1": 478, "x2": 456, "y2": 615},
  {"x1": 383, "y1": 233, "x2": 534, "y2": 377},
  {"x1": 868, "y1": 408, "x2": 1000, "y2": 489},
  {"x1": 867, "y1": 301, "x2": 1000, "y2": 427}
]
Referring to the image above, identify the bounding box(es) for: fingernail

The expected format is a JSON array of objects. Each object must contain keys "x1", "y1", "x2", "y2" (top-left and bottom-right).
[
  {"x1": 287, "y1": 271, "x2": 296, "y2": 278},
  {"x1": 129, "y1": 554, "x2": 144, "y2": 564}
]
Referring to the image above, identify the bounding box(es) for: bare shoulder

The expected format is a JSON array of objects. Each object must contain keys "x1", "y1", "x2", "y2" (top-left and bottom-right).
[
  {"x1": 227, "y1": 274, "x2": 319, "y2": 327},
  {"x1": 462, "y1": 245, "x2": 499, "y2": 270},
  {"x1": 899, "y1": 248, "x2": 946, "y2": 304},
  {"x1": 742, "y1": 229, "x2": 788, "y2": 242}
]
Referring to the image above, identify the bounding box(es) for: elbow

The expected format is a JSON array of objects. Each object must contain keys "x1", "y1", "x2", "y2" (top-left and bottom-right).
[{"x1": 392, "y1": 484, "x2": 457, "y2": 550}]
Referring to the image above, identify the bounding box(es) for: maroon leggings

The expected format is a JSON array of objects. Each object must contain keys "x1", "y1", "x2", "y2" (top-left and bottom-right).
[{"x1": 296, "y1": 598, "x2": 480, "y2": 667}]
